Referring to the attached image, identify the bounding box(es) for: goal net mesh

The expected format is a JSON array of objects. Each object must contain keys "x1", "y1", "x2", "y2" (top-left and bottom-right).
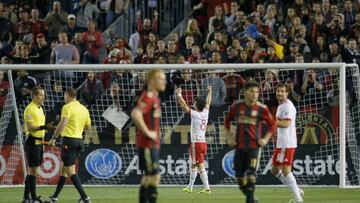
[{"x1": 0, "y1": 64, "x2": 359, "y2": 186}]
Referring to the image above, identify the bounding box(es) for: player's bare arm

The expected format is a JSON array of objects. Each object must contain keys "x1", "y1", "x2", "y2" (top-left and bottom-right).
[
  {"x1": 175, "y1": 88, "x2": 190, "y2": 113},
  {"x1": 205, "y1": 86, "x2": 212, "y2": 109},
  {"x1": 224, "y1": 128, "x2": 236, "y2": 147},
  {"x1": 131, "y1": 107, "x2": 157, "y2": 140}
]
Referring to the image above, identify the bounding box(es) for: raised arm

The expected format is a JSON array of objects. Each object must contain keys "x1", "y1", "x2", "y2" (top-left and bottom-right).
[
  {"x1": 175, "y1": 88, "x2": 190, "y2": 113},
  {"x1": 205, "y1": 86, "x2": 212, "y2": 109}
]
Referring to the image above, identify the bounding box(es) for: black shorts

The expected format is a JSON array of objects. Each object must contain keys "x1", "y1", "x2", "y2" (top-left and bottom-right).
[
  {"x1": 234, "y1": 148, "x2": 260, "y2": 178},
  {"x1": 24, "y1": 137, "x2": 43, "y2": 167},
  {"x1": 138, "y1": 147, "x2": 160, "y2": 176},
  {"x1": 61, "y1": 137, "x2": 83, "y2": 166}
]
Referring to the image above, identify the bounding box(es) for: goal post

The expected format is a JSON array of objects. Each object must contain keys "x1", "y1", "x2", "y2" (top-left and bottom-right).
[{"x1": 0, "y1": 63, "x2": 357, "y2": 188}]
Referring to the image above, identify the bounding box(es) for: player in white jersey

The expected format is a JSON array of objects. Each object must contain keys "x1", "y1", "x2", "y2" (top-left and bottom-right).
[
  {"x1": 175, "y1": 86, "x2": 212, "y2": 194},
  {"x1": 271, "y1": 83, "x2": 304, "y2": 203}
]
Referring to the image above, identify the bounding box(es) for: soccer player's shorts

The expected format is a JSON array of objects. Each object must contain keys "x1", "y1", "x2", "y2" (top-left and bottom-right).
[
  {"x1": 272, "y1": 148, "x2": 296, "y2": 166},
  {"x1": 61, "y1": 137, "x2": 83, "y2": 166},
  {"x1": 24, "y1": 137, "x2": 43, "y2": 167},
  {"x1": 233, "y1": 148, "x2": 259, "y2": 178},
  {"x1": 138, "y1": 147, "x2": 160, "y2": 176},
  {"x1": 189, "y1": 142, "x2": 207, "y2": 165}
]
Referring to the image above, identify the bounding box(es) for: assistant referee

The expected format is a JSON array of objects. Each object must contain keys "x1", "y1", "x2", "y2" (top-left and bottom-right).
[
  {"x1": 47, "y1": 88, "x2": 91, "y2": 203},
  {"x1": 23, "y1": 86, "x2": 50, "y2": 203}
]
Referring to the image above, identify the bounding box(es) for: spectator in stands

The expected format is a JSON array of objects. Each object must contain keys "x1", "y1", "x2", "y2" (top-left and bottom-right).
[
  {"x1": 181, "y1": 35, "x2": 194, "y2": 57},
  {"x1": 13, "y1": 70, "x2": 36, "y2": 102},
  {"x1": 341, "y1": 38, "x2": 360, "y2": 64},
  {"x1": 106, "y1": 0, "x2": 130, "y2": 26},
  {"x1": 73, "y1": 0, "x2": 100, "y2": 30},
  {"x1": 131, "y1": 71, "x2": 147, "y2": 97},
  {"x1": 172, "y1": 69, "x2": 199, "y2": 106},
  {"x1": 81, "y1": 19, "x2": 104, "y2": 64},
  {"x1": 62, "y1": 14, "x2": 81, "y2": 42},
  {"x1": 188, "y1": 44, "x2": 201, "y2": 64},
  {"x1": 208, "y1": 5, "x2": 225, "y2": 34},
  {"x1": 193, "y1": 0, "x2": 223, "y2": 21},
  {"x1": 51, "y1": 31, "x2": 80, "y2": 65},
  {"x1": 0, "y1": 31, "x2": 13, "y2": 58},
  {"x1": 133, "y1": 47, "x2": 143, "y2": 64},
  {"x1": 31, "y1": 33, "x2": 51, "y2": 64},
  {"x1": 344, "y1": 0, "x2": 356, "y2": 26},
  {"x1": 136, "y1": 10, "x2": 158, "y2": 49},
  {"x1": 3, "y1": 3, "x2": 18, "y2": 24},
  {"x1": 325, "y1": 14, "x2": 347, "y2": 44},
  {"x1": 201, "y1": 72, "x2": 226, "y2": 107},
  {"x1": 128, "y1": 28, "x2": 140, "y2": 57},
  {"x1": 307, "y1": 14, "x2": 326, "y2": 47},
  {"x1": 45, "y1": 1, "x2": 68, "y2": 41},
  {"x1": 73, "y1": 32, "x2": 85, "y2": 63},
  {"x1": 285, "y1": 42, "x2": 300, "y2": 62},
  {"x1": 79, "y1": 71, "x2": 104, "y2": 107},
  {"x1": 222, "y1": 71, "x2": 245, "y2": 104},
  {"x1": 312, "y1": 35, "x2": 327, "y2": 59},
  {"x1": 141, "y1": 45, "x2": 156, "y2": 64},
  {"x1": 155, "y1": 39, "x2": 166, "y2": 58},
  {"x1": 166, "y1": 40, "x2": 178, "y2": 64},
  {"x1": 0, "y1": 70, "x2": 8, "y2": 114},
  {"x1": 15, "y1": 9, "x2": 32, "y2": 40},
  {"x1": 301, "y1": 69, "x2": 323, "y2": 94},
  {"x1": 180, "y1": 19, "x2": 203, "y2": 48},
  {"x1": 328, "y1": 41, "x2": 342, "y2": 62},
  {"x1": 30, "y1": 9, "x2": 46, "y2": 40}
]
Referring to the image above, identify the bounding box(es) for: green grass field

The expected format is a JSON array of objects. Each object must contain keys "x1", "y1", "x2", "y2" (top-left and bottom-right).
[{"x1": 1, "y1": 186, "x2": 360, "y2": 203}]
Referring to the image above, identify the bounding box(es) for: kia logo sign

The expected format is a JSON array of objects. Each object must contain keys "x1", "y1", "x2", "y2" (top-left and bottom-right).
[
  {"x1": 85, "y1": 149, "x2": 122, "y2": 179},
  {"x1": 222, "y1": 150, "x2": 235, "y2": 178}
]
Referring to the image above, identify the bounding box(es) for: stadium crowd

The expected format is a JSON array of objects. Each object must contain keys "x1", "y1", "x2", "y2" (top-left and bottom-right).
[{"x1": 0, "y1": 0, "x2": 357, "y2": 111}]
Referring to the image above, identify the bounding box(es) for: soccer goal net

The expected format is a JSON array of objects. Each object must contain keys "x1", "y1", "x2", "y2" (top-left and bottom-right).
[{"x1": 0, "y1": 63, "x2": 358, "y2": 188}]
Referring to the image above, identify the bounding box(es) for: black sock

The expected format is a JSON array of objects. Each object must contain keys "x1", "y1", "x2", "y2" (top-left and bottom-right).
[
  {"x1": 246, "y1": 181, "x2": 255, "y2": 203},
  {"x1": 70, "y1": 174, "x2": 87, "y2": 199},
  {"x1": 139, "y1": 185, "x2": 147, "y2": 203},
  {"x1": 23, "y1": 175, "x2": 30, "y2": 199},
  {"x1": 53, "y1": 176, "x2": 67, "y2": 198},
  {"x1": 28, "y1": 175, "x2": 37, "y2": 199},
  {"x1": 239, "y1": 184, "x2": 247, "y2": 196},
  {"x1": 147, "y1": 185, "x2": 158, "y2": 203}
]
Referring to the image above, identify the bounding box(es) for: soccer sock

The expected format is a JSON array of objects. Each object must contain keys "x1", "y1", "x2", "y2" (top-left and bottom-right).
[
  {"x1": 23, "y1": 175, "x2": 30, "y2": 199},
  {"x1": 245, "y1": 181, "x2": 255, "y2": 203},
  {"x1": 187, "y1": 169, "x2": 198, "y2": 189},
  {"x1": 147, "y1": 185, "x2": 158, "y2": 203},
  {"x1": 28, "y1": 175, "x2": 37, "y2": 199},
  {"x1": 70, "y1": 174, "x2": 87, "y2": 199},
  {"x1": 53, "y1": 176, "x2": 67, "y2": 198},
  {"x1": 199, "y1": 169, "x2": 210, "y2": 190},
  {"x1": 276, "y1": 172, "x2": 288, "y2": 185},
  {"x1": 139, "y1": 185, "x2": 147, "y2": 203},
  {"x1": 285, "y1": 172, "x2": 302, "y2": 200}
]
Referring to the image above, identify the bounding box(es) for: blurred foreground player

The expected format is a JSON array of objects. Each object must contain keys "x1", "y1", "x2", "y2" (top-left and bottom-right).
[
  {"x1": 131, "y1": 69, "x2": 167, "y2": 203},
  {"x1": 176, "y1": 86, "x2": 212, "y2": 194},
  {"x1": 271, "y1": 83, "x2": 304, "y2": 203},
  {"x1": 224, "y1": 82, "x2": 276, "y2": 203}
]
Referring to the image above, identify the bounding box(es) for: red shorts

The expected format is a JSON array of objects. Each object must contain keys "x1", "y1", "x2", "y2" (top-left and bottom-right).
[
  {"x1": 189, "y1": 142, "x2": 207, "y2": 164},
  {"x1": 272, "y1": 148, "x2": 296, "y2": 166}
]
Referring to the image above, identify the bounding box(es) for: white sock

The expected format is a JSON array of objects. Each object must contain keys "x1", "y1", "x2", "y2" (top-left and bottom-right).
[
  {"x1": 285, "y1": 172, "x2": 302, "y2": 201},
  {"x1": 199, "y1": 169, "x2": 210, "y2": 190},
  {"x1": 276, "y1": 172, "x2": 288, "y2": 185},
  {"x1": 187, "y1": 169, "x2": 198, "y2": 189}
]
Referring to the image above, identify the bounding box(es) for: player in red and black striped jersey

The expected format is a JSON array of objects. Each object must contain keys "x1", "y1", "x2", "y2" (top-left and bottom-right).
[
  {"x1": 131, "y1": 69, "x2": 166, "y2": 203},
  {"x1": 224, "y1": 82, "x2": 276, "y2": 203}
]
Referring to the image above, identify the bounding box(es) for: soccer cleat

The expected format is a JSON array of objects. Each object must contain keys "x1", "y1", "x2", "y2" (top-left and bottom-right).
[
  {"x1": 78, "y1": 197, "x2": 91, "y2": 203},
  {"x1": 182, "y1": 187, "x2": 192, "y2": 193},
  {"x1": 197, "y1": 189, "x2": 211, "y2": 194},
  {"x1": 288, "y1": 198, "x2": 303, "y2": 203},
  {"x1": 31, "y1": 196, "x2": 43, "y2": 203},
  {"x1": 299, "y1": 188, "x2": 304, "y2": 198},
  {"x1": 44, "y1": 196, "x2": 58, "y2": 203}
]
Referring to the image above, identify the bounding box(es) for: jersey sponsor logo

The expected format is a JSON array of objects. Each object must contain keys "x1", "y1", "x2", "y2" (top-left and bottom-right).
[
  {"x1": 222, "y1": 149, "x2": 235, "y2": 178},
  {"x1": 0, "y1": 155, "x2": 6, "y2": 176},
  {"x1": 238, "y1": 116, "x2": 257, "y2": 125},
  {"x1": 38, "y1": 152, "x2": 61, "y2": 179},
  {"x1": 251, "y1": 110, "x2": 258, "y2": 117},
  {"x1": 85, "y1": 149, "x2": 122, "y2": 179}
]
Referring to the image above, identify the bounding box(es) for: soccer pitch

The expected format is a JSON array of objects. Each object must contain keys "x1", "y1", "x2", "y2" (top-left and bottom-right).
[{"x1": 0, "y1": 186, "x2": 360, "y2": 203}]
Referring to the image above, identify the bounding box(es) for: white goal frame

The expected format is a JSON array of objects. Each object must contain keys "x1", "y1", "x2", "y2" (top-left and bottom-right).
[{"x1": 0, "y1": 63, "x2": 352, "y2": 188}]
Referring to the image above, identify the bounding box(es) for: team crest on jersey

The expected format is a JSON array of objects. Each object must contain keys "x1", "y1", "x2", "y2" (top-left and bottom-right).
[{"x1": 153, "y1": 109, "x2": 161, "y2": 118}]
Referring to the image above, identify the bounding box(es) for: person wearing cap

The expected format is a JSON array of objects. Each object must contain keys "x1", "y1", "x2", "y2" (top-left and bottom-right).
[
  {"x1": 284, "y1": 42, "x2": 300, "y2": 63},
  {"x1": 62, "y1": 14, "x2": 81, "y2": 42},
  {"x1": 45, "y1": 1, "x2": 68, "y2": 40},
  {"x1": 15, "y1": 9, "x2": 32, "y2": 40},
  {"x1": 31, "y1": 33, "x2": 51, "y2": 64}
]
